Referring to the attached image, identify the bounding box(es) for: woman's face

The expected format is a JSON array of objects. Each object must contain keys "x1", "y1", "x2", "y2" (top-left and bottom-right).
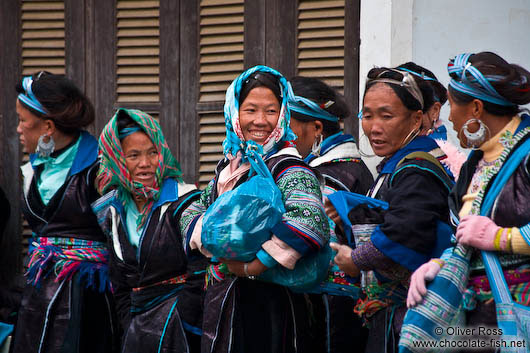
[
  {"x1": 16, "y1": 99, "x2": 49, "y2": 154},
  {"x1": 447, "y1": 90, "x2": 476, "y2": 148},
  {"x1": 121, "y1": 131, "x2": 159, "y2": 187},
  {"x1": 361, "y1": 83, "x2": 421, "y2": 157},
  {"x1": 239, "y1": 86, "x2": 281, "y2": 145},
  {"x1": 290, "y1": 118, "x2": 322, "y2": 158}
]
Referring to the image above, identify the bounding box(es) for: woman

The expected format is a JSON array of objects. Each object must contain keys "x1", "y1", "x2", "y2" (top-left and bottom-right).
[
  {"x1": 397, "y1": 62, "x2": 466, "y2": 177},
  {"x1": 179, "y1": 66, "x2": 330, "y2": 353},
  {"x1": 288, "y1": 76, "x2": 372, "y2": 353},
  {"x1": 13, "y1": 72, "x2": 117, "y2": 353},
  {"x1": 396, "y1": 62, "x2": 448, "y2": 139},
  {"x1": 407, "y1": 52, "x2": 530, "y2": 351},
  {"x1": 329, "y1": 67, "x2": 454, "y2": 352},
  {"x1": 94, "y1": 108, "x2": 207, "y2": 353}
]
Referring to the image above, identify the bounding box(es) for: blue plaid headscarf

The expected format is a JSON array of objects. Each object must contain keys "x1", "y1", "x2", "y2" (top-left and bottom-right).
[{"x1": 222, "y1": 65, "x2": 297, "y2": 159}]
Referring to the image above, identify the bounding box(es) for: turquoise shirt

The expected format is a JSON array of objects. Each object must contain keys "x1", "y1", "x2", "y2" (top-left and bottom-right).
[
  {"x1": 123, "y1": 193, "x2": 146, "y2": 248},
  {"x1": 32, "y1": 137, "x2": 81, "y2": 205}
]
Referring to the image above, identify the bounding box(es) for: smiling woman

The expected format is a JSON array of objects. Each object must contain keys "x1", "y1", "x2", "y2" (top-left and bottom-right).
[{"x1": 179, "y1": 66, "x2": 330, "y2": 353}]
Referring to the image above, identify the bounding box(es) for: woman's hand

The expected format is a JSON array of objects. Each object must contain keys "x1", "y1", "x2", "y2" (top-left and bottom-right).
[
  {"x1": 456, "y1": 215, "x2": 501, "y2": 251},
  {"x1": 324, "y1": 198, "x2": 343, "y2": 231},
  {"x1": 220, "y1": 258, "x2": 267, "y2": 278},
  {"x1": 406, "y1": 259, "x2": 444, "y2": 308},
  {"x1": 329, "y1": 242, "x2": 360, "y2": 277}
]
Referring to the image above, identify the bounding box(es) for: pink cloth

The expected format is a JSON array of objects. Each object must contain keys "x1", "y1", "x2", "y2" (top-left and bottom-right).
[
  {"x1": 262, "y1": 236, "x2": 302, "y2": 269},
  {"x1": 216, "y1": 153, "x2": 251, "y2": 196}
]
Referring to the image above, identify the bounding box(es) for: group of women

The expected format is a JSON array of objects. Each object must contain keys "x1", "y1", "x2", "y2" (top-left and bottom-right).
[{"x1": 8, "y1": 50, "x2": 530, "y2": 353}]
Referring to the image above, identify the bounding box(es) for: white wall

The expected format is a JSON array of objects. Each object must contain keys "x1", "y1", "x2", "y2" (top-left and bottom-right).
[{"x1": 359, "y1": 0, "x2": 530, "y2": 175}]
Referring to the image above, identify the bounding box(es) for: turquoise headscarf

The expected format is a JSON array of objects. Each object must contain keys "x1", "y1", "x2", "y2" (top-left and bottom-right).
[{"x1": 222, "y1": 65, "x2": 297, "y2": 159}]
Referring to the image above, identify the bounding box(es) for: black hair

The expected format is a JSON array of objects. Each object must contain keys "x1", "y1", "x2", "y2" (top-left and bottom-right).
[
  {"x1": 289, "y1": 76, "x2": 350, "y2": 136},
  {"x1": 116, "y1": 109, "x2": 142, "y2": 136},
  {"x1": 397, "y1": 62, "x2": 448, "y2": 107},
  {"x1": 364, "y1": 67, "x2": 431, "y2": 113},
  {"x1": 448, "y1": 52, "x2": 530, "y2": 117},
  {"x1": 239, "y1": 71, "x2": 282, "y2": 105},
  {"x1": 16, "y1": 71, "x2": 95, "y2": 134}
]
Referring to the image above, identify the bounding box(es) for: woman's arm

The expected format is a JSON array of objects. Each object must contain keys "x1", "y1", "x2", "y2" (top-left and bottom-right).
[
  {"x1": 353, "y1": 167, "x2": 450, "y2": 276},
  {"x1": 178, "y1": 180, "x2": 213, "y2": 251},
  {"x1": 267, "y1": 164, "x2": 330, "y2": 258}
]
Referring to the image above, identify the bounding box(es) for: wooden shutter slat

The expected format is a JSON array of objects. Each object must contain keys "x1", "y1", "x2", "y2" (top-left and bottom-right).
[
  {"x1": 116, "y1": 0, "x2": 160, "y2": 103},
  {"x1": 297, "y1": 0, "x2": 345, "y2": 91}
]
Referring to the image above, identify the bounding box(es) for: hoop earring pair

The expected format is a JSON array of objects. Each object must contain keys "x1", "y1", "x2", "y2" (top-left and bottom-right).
[
  {"x1": 459, "y1": 118, "x2": 490, "y2": 149},
  {"x1": 311, "y1": 134, "x2": 323, "y2": 157},
  {"x1": 36, "y1": 134, "x2": 55, "y2": 157}
]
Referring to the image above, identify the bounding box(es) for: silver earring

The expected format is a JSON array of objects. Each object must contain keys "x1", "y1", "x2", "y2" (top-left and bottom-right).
[
  {"x1": 460, "y1": 118, "x2": 489, "y2": 149},
  {"x1": 358, "y1": 133, "x2": 376, "y2": 158},
  {"x1": 311, "y1": 135, "x2": 323, "y2": 156},
  {"x1": 36, "y1": 134, "x2": 55, "y2": 157}
]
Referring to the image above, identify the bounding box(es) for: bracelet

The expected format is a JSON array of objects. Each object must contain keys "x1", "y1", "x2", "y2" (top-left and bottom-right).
[
  {"x1": 430, "y1": 258, "x2": 445, "y2": 269},
  {"x1": 493, "y1": 228, "x2": 504, "y2": 251},
  {"x1": 243, "y1": 263, "x2": 255, "y2": 280},
  {"x1": 506, "y1": 228, "x2": 513, "y2": 253},
  {"x1": 243, "y1": 263, "x2": 250, "y2": 276}
]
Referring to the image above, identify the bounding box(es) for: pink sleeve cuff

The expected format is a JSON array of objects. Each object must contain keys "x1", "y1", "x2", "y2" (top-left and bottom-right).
[{"x1": 261, "y1": 235, "x2": 302, "y2": 270}]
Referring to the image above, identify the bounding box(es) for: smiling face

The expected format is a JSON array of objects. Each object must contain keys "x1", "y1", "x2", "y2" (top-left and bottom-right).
[
  {"x1": 121, "y1": 131, "x2": 159, "y2": 187},
  {"x1": 361, "y1": 83, "x2": 421, "y2": 157},
  {"x1": 239, "y1": 86, "x2": 281, "y2": 145},
  {"x1": 16, "y1": 99, "x2": 49, "y2": 153}
]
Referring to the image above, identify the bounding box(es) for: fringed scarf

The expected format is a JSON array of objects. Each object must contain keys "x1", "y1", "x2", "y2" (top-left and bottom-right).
[
  {"x1": 26, "y1": 237, "x2": 110, "y2": 292},
  {"x1": 96, "y1": 108, "x2": 183, "y2": 230}
]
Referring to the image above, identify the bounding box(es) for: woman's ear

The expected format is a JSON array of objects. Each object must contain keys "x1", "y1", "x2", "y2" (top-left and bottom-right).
[
  {"x1": 412, "y1": 110, "x2": 423, "y2": 131},
  {"x1": 43, "y1": 119, "x2": 56, "y2": 136},
  {"x1": 430, "y1": 102, "x2": 442, "y2": 122},
  {"x1": 471, "y1": 99, "x2": 484, "y2": 118},
  {"x1": 314, "y1": 120, "x2": 324, "y2": 136}
]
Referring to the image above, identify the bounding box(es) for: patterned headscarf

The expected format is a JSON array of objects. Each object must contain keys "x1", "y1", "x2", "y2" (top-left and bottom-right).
[
  {"x1": 222, "y1": 65, "x2": 297, "y2": 159},
  {"x1": 97, "y1": 108, "x2": 182, "y2": 229}
]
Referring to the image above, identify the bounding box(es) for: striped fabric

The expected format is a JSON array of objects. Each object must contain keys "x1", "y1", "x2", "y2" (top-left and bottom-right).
[{"x1": 448, "y1": 53, "x2": 516, "y2": 107}]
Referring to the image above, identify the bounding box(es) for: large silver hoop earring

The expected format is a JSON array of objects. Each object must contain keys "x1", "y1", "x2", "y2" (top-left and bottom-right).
[
  {"x1": 311, "y1": 134, "x2": 323, "y2": 157},
  {"x1": 36, "y1": 134, "x2": 55, "y2": 157},
  {"x1": 358, "y1": 133, "x2": 376, "y2": 158},
  {"x1": 459, "y1": 118, "x2": 490, "y2": 149}
]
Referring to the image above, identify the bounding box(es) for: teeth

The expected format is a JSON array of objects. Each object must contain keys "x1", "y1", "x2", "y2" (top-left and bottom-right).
[{"x1": 251, "y1": 131, "x2": 267, "y2": 137}]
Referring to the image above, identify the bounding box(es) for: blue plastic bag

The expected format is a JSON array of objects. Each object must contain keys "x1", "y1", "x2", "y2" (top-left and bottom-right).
[
  {"x1": 259, "y1": 244, "x2": 333, "y2": 292},
  {"x1": 201, "y1": 152, "x2": 285, "y2": 261}
]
